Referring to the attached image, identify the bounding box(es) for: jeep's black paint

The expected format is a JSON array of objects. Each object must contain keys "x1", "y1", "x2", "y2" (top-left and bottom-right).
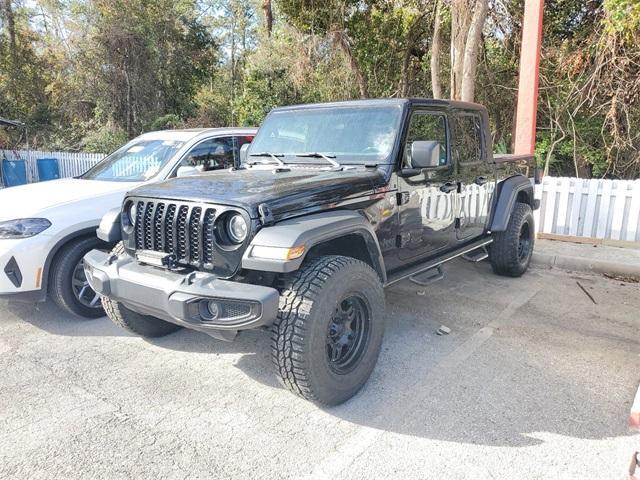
[
  {"x1": 120, "y1": 98, "x2": 536, "y2": 282},
  {"x1": 131, "y1": 167, "x2": 388, "y2": 221},
  {"x1": 489, "y1": 175, "x2": 535, "y2": 232}
]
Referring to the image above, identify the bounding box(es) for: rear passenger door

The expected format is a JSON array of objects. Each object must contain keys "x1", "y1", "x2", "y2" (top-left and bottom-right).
[{"x1": 451, "y1": 110, "x2": 495, "y2": 240}]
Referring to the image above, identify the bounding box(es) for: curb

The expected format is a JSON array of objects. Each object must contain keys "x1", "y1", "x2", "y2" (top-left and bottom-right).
[
  {"x1": 631, "y1": 382, "x2": 640, "y2": 431},
  {"x1": 531, "y1": 252, "x2": 640, "y2": 279}
]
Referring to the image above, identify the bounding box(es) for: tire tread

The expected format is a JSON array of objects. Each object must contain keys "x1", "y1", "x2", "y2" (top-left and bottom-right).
[
  {"x1": 271, "y1": 255, "x2": 373, "y2": 404},
  {"x1": 489, "y1": 202, "x2": 534, "y2": 277}
]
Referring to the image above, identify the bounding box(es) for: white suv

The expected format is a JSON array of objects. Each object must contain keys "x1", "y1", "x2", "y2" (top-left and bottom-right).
[{"x1": 0, "y1": 127, "x2": 256, "y2": 317}]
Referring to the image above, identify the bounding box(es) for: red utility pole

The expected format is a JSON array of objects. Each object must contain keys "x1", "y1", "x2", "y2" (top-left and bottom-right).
[{"x1": 514, "y1": 0, "x2": 544, "y2": 155}]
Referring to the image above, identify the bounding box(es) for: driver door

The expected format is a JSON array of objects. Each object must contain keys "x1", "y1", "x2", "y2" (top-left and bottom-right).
[{"x1": 396, "y1": 110, "x2": 457, "y2": 263}]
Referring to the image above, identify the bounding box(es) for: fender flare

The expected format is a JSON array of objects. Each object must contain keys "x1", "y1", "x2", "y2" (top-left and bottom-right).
[
  {"x1": 97, "y1": 207, "x2": 122, "y2": 243},
  {"x1": 242, "y1": 210, "x2": 386, "y2": 283},
  {"x1": 489, "y1": 175, "x2": 534, "y2": 232}
]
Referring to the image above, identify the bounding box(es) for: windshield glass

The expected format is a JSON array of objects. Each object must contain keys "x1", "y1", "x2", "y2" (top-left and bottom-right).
[
  {"x1": 81, "y1": 139, "x2": 185, "y2": 181},
  {"x1": 249, "y1": 105, "x2": 403, "y2": 164}
]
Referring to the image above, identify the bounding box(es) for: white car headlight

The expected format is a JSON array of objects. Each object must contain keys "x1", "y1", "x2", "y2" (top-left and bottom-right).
[
  {"x1": 0, "y1": 218, "x2": 52, "y2": 239},
  {"x1": 227, "y1": 214, "x2": 248, "y2": 244}
]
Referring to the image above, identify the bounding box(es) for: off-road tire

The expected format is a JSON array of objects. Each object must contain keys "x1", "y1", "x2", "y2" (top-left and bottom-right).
[
  {"x1": 101, "y1": 242, "x2": 182, "y2": 337},
  {"x1": 271, "y1": 255, "x2": 385, "y2": 405},
  {"x1": 49, "y1": 236, "x2": 107, "y2": 318},
  {"x1": 489, "y1": 202, "x2": 535, "y2": 277}
]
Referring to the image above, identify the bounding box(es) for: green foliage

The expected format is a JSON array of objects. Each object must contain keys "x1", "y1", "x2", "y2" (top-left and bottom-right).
[
  {"x1": 0, "y1": 0, "x2": 638, "y2": 177},
  {"x1": 0, "y1": 3, "x2": 51, "y2": 129},
  {"x1": 81, "y1": 124, "x2": 129, "y2": 154},
  {"x1": 604, "y1": 0, "x2": 640, "y2": 37},
  {"x1": 149, "y1": 115, "x2": 183, "y2": 131}
]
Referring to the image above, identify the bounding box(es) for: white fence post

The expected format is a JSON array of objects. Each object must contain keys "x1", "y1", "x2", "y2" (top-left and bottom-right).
[{"x1": 536, "y1": 176, "x2": 640, "y2": 243}]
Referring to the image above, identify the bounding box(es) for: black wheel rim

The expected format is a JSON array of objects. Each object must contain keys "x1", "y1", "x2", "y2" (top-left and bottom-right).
[
  {"x1": 71, "y1": 259, "x2": 102, "y2": 309},
  {"x1": 518, "y1": 222, "x2": 532, "y2": 261},
  {"x1": 326, "y1": 295, "x2": 370, "y2": 375}
]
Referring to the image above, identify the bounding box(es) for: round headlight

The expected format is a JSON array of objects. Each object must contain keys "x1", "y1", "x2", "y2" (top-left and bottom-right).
[
  {"x1": 227, "y1": 214, "x2": 248, "y2": 244},
  {"x1": 128, "y1": 202, "x2": 138, "y2": 226}
]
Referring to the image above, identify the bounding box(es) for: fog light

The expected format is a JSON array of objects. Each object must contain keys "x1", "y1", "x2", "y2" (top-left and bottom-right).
[{"x1": 199, "y1": 299, "x2": 221, "y2": 321}]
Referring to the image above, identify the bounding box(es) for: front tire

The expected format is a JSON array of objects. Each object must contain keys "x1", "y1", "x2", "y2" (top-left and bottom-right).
[
  {"x1": 49, "y1": 236, "x2": 107, "y2": 318},
  {"x1": 489, "y1": 202, "x2": 535, "y2": 277},
  {"x1": 101, "y1": 242, "x2": 182, "y2": 337},
  {"x1": 271, "y1": 255, "x2": 385, "y2": 405}
]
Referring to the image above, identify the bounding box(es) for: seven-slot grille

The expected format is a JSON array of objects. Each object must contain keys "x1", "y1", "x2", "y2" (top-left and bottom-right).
[{"x1": 133, "y1": 200, "x2": 217, "y2": 269}]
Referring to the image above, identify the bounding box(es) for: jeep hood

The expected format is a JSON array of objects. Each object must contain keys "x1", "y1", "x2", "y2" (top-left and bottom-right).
[{"x1": 128, "y1": 167, "x2": 387, "y2": 219}]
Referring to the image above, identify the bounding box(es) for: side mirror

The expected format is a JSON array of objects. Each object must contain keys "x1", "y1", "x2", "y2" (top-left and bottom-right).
[
  {"x1": 240, "y1": 143, "x2": 250, "y2": 164},
  {"x1": 410, "y1": 141, "x2": 441, "y2": 169},
  {"x1": 176, "y1": 166, "x2": 200, "y2": 178}
]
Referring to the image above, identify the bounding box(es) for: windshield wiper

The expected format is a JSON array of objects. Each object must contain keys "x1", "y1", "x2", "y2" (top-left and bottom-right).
[
  {"x1": 295, "y1": 152, "x2": 341, "y2": 169},
  {"x1": 248, "y1": 152, "x2": 287, "y2": 167}
]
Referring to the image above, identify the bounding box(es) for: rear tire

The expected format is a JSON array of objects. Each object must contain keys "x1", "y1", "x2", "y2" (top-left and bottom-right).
[
  {"x1": 271, "y1": 255, "x2": 385, "y2": 405},
  {"x1": 49, "y1": 236, "x2": 107, "y2": 318},
  {"x1": 489, "y1": 202, "x2": 535, "y2": 277},
  {"x1": 101, "y1": 242, "x2": 182, "y2": 337}
]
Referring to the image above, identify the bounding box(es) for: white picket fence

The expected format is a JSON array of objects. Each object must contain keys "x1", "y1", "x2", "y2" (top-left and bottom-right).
[
  {"x1": 1, "y1": 149, "x2": 105, "y2": 183},
  {"x1": 534, "y1": 177, "x2": 640, "y2": 242}
]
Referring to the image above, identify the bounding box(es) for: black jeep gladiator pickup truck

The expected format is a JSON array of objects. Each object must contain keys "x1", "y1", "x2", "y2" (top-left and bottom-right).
[{"x1": 85, "y1": 99, "x2": 539, "y2": 405}]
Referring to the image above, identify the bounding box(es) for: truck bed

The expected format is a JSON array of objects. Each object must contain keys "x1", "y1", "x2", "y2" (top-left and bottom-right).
[{"x1": 492, "y1": 153, "x2": 535, "y2": 164}]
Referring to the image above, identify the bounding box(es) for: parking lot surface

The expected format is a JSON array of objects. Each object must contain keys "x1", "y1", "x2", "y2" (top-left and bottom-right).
[{"x1": 1, "y1": 260, "x2": 639, "y2": 479}]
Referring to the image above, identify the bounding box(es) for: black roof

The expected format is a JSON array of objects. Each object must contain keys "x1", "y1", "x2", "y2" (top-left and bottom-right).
[
  {"x1": 272, "y1": 98, "x2": 485, "y2": 112},
  {"x1": 0, "y1": 117, "x2": 25, "y2": 129}
]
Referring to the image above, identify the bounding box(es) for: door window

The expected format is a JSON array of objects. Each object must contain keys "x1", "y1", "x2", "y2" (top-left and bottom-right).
[
  {"x1": 180, "y1": 137, "x2": 235, "y2": 172},
  {"x1": 403, "y1": 113, "x2": 448, "y2": 167},
  {"x1": 453, "y1": 114, "x2": 483, "y2": 165}
]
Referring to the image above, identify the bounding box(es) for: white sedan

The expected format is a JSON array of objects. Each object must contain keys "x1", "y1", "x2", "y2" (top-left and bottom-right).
[{"x1": 0, "y1": 127, "x2": 256, "y2": 317}]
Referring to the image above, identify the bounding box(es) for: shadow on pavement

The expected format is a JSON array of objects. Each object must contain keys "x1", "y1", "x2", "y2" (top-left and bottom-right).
[
  {"x1": 3, "y1": 299, "x2": 127, "y2": 337},
  {"x1": 4, "y1": 260, "x2": 639, "y2": 449}
]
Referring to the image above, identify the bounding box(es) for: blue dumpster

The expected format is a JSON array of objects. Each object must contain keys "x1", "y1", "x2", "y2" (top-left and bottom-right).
[
  {"x1": 36, "y1": 158, "x2": 60, "y2": 182},
  {"x1": 1, "y1": 159, "x2": 28, "y2": 187}
]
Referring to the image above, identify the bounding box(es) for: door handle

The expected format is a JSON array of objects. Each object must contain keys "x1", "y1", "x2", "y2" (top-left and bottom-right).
[
  {"x1": 440, "y1": 182, "x2": 457, "y2": 193},
  {"x1": 475, "y1": 176, "x2": 488, "y2": 186}
]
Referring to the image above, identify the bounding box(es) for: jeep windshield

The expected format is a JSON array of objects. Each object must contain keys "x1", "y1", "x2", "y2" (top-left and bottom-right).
[
  {"x1": 248, "y1": 105, "x2": 403, "y2": 165},
  {"x1": 81, "y1": 139, "x2": 185, "y2": 182}
]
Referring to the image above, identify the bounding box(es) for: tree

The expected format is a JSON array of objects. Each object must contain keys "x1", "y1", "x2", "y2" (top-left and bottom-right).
[
  {"x1": 0, "y1": 0, "x2": 51, "y2": 141},
  {"x1": 71, "y1": 0, "x2": 216, "y2": 136},
  {"x1": 449, "y1": 0, "x2": 488, "y2": 101},
  {"x1": 430, "y1": 0, "x2": 443, "y2": 99},
  {"x1": 460, "y1": 0, "x2": 488, "y2": 101},
  {"x1": 262, "y1": 0, "x2": 272, "y2": 36},
  {"x1": 278, "y1": 0, "x2": 369, "y2": 98}
]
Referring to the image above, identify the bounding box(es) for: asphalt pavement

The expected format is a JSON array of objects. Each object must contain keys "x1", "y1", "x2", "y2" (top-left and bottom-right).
[{"x1": 1, "y1": 259, "x2": 639, "y2": 479}]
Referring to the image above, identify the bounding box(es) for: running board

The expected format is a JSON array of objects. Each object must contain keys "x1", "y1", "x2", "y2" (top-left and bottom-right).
[
  {"x1": 385, "y1": 237, "x2": 493, "y2": 287},
  {"x1": 409, "y1": 265, "x2": 443, "y2": 286},
  {"x1": 462, "y1": 245, "x2": 489, "y2": 263}
]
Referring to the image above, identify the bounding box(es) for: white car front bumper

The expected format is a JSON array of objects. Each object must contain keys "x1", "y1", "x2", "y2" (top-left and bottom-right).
[{"x1": 0, "y1": 235, "x2": 53, "y2": 300}]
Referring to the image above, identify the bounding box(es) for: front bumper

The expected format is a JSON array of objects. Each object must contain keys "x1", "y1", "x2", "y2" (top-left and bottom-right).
[{"x1": 83, "y1": 249, "x2": 280, "y2": 337}]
